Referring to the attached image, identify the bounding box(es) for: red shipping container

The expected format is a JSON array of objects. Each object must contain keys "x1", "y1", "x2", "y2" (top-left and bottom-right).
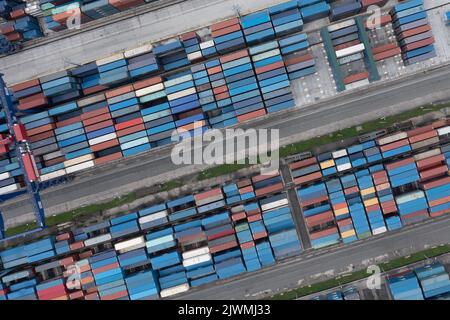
[
  {"x1": 385, "y1": 157, "x2": 415, "y2": 170},
  {"x1": 85, "y1": 120, "x2": 114, "y2": 133},
  {"x1": 219, "y1": 49, "x2": 248, "y2": 64},
  {"x1": 247, "y1": 214, "x2": 262, "y2": 223},
  {"x1": 255, "y1": 183, "x2": 284, "y2": 197},
  {"x1": 116, "y1": 124, "x2": 146, "y2": 138},
  {"x1": 379, "y1": 138, "x2": 410, "y2": 152},
  {"x1": 252, "y1": 231, "x2": 268, "y2": 240},
  {"x1": 115, "y1": 117, "x2": 143, "y2": 131},
  {"x1": 83, "y1": 113, "x2": 112, "y2": 126},
  {"x1": 309, "y1": 227, "x2": 339, "y2": 240},
  {"x1": 305, "y1": 211, "x2": 334, "y2": 228},
  {"x1": 83, "y1": 85, "x2": 108, "y2": 96},
  {"x1": 101, "y1": 290, "x2": 128, "y2": 300},
  {"x1": 240, "y1": 241, "x2": 255, "y2": 250},
  {"x1": 91, "y1": 139, "x2": 120, "y2": 152},
  {"x1": 237, "y1": 109, "x2": 266, "y2": 123},
  {"x1": 408, "y1": 130, "x2": 437, "y2": 144},
  {"x1": 420, "y1": 165, "x2": 448, "y2": 181},
  {"x1": 28, "y1": 130, "x2": 54, "y2": 143},
  {"x1": 105, "y1": 84, "x2": 133, "y2": 99},
  {"x1": 428, "y1": 195, "x2": 450, "y2": 208},
  {"x1": 372, "y1": 43, "x2": 398, "y2": 55},
  {"x1": 344, "y1": 72, "x2": 369, "y2": 85},
  {"x1": 421, "y1": 176, "x2": 450, "y2": 190},
  {"x1": 398, "y1": 25, "x2": 432, "y2": 40},
  {"x1": 80, "y1": 107, "x2": 110, "y2": 121},
  {"x1": 283, "y1": 53, "x2": 313, "y2": 66},
  {"x1": 231, "y1": 212, "x2": 247, "y2": 222},
  {"x1": 56, "y1": 116, "x2": 82, "y2": 128},
  {"x1": 10, "y1": 79, "x2": 40, "y2": 93},
  {"x1": 301, "y1": 194, "x2": 328, "y2": 207},
  {"x1": 374, "y1": 48, "x2": 401, "y2": 61},
  {"x1": 403, "y1": 37, "x2": 435, "y2": 52},
  {"x1": 334, "y1": 39, "x2": 361, "y2": 51},
  {"x1": 211, "y1": 17, "x2": 240, "y2": 32},
  {"x1": 133, "y1": 76, "x2": 162, "y2": 90},
  {"x1": 289, "y1": 157, "x2": 317, "y2": 170},
  {"x1": 211, "y1": 23, "x2": 241, "y2": 38},
  {"x1": 293, "y1": 171, "x2": 322, "y2": 185},
  {"x1": 209, "y1": 240, "x2": 238, "y2": 254},
  {"x1": 255, "y1": 61, "x2": 285, "y2": 75}
]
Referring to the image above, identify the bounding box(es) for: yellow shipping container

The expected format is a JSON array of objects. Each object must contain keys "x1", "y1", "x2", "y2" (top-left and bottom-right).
[
  {"x1": 364, "y1": 198, "x2": 379, "y2": 207},
  {"x1": 360, "y1": 187, "x2": 375, "y2": 196},
  {"x1": 320, "y1": 159, "x2": 335, "y2": 169},
  {"x1": 341, "y1": 230, "x2": 356, "y2": 238},
  {"x1": 334, "y1": 207, "x2": 349, "y2": 216}
]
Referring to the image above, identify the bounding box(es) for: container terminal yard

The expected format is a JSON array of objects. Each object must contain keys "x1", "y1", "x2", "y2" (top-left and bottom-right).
[{"x1": 0, "y1": 0, "x2": 449, "y2": 302}]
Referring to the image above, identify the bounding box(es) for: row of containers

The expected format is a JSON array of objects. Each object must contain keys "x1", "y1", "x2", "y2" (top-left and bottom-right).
[
  {"x1": 389, "y1": 0, "x2": 436, "y2": 65},
  {"x1": 388, "y1": 262, "x2": 450, "y2": 300},
  {"x1": 290, "y1": 120, "x2": 450, "y2": 248},
  {"x1": 0, "y1": 170, "x2": 303, "y2": 299},
  {"x1": 321, "y1": 12, "x2": 385, "y2": 92},
  {"x1": 0, "y1": 1, "x2": 400, "y2": 195},
  {"x1": 0, "y1": 25, "x2": 324, "y2": 194},
  {"x1": 0, "y1": 0, "x2": 42, "y2": 43}
]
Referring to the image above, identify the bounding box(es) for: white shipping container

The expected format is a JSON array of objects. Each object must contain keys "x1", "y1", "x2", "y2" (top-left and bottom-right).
[
  {"x1": 395, "y1": 190, "x2": 425, "y2": 205},
  {"x1": 252, "y1": 49, "x2": 281, "y2": 62},
  {"x1": 65, "y1": 160, "x2": 95, "y2": 174},
  {"x1": 135, "y1": 83, "x2": 165, "y2": 97},
  {"x1": 39, "y1": 169, "x2": 67, "y2": 182},
  {"x1": 84, "y1": 233, "x2": 112, "y2": 247},
  {"x1": 337, "y1": 163, "x2": 352, "y2": 172},
  {"x1": 413, "y1": 148, "x2": 441, "y2": 161},
  {"x1": 200, "y1": 40, "x2": 214, "y2": 49},
  {"x1": 377, "y1": 132, "x2": 408, "y2": 146},
  {"x1": 335, "y1": 43, "x2": 365, "y2": 59},
  {"x1": 96, "y1": 53, "x2": 124, "y2": 66},
  {"x1": 182, "y1": 246, "x2": 210, "y2": 260},
  {"x1": 0, "y1": 183, "x2": 20, "y2": 195},
  {"x1": 167, "y1": 87, "x2": 196, "y2": 101},
  {"x1": 114, "y1": 236, "x2": 145, "y2": 252},
  {"x1": 63, "y1": 154, "x2": 94, "y2": 167},
  {"x1": 138, "y1": 210, "x2": 168, "y2": 224},
  {"x1": 124, "y1": 44, "x2": 153, "y2": 58},
  {"x1": 0, "y1": 172, "x2": 11, "y2": 181},
  {"x1": 182, "y1": 253, "x2": 212, "y2": 267},
  {"x1": 332, "y1": 149, "x2": 347, "y2": 159},
  {"x1": 437, "y1": 126, "x2": 450, "y2": 136},
  {"x1": 345, "y1": 78, "x2": 369, "y2": 90},
  {"x1": 328, "y1": 18, "x2": 355, "y2": 32},
  {"x1": 164, "y1": 74, "x2": 193, "y2": 88},
  {"x1": 160, "y1": 283, "x2": 190, "y2": 298},
  {"x1": 372, "y1": 227, "x2": 387, "y2": 235},
  {"x1": 188, "y1": 52, "x2": 203, "y2": 61},
  {"x1": 261, "y1": 199, "x2": 288, "y2": 211},
  {"x1": 89, "y1": 133, "x2": 117, "y2": 146}
]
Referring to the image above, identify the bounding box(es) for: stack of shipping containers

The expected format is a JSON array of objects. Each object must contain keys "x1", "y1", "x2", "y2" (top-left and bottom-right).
[{"x1": 390, "y1": 0, "x2": 436, "y2": 65}]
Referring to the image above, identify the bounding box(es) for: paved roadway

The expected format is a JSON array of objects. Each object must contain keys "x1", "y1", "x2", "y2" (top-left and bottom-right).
[
  {"x1": 174, "y1": 215, "x2": 450, "y2": 300},
  {"x1": 2, "y1": 63, "x2": 450, "y2": 226}
]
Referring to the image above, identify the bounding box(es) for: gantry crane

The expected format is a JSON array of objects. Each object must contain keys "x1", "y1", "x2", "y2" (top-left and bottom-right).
[{"x1": 0, "y1": 73, "x2": 45, "y2": 240}]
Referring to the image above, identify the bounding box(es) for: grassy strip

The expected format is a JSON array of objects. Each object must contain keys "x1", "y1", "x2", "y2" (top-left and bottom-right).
[
  {"x1": 270, "y1": 244, "x2": 450, "y2": 300},
  {"x1": 5, "y1": 103, "x2": 449, "y2": 236}
]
